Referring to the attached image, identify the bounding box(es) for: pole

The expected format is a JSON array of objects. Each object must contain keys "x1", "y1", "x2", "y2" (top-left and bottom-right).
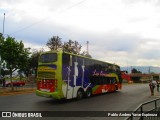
[
  {"x1": 3, "y1": 13, "x2": 5, "y2": 35},
  {"x1": 86, "y1": 41, "x2": 89, "y2": 55},
  {"x1": 0, "y1": 13, "x2": 5, "y2": 79}
]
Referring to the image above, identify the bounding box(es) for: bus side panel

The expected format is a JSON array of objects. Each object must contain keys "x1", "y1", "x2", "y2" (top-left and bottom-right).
[
  {"x1": 61, "y1": 53, "x2": 122, "y2": 99},
  {"x1": 56, "y1": 52, "x2": 65, "y2": 99},
  {"x1": 62, "y1": 54, "x2": 93, "y2": 99}
]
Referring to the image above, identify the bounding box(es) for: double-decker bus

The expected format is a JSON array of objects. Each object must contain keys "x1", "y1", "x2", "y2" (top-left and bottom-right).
[{"x1": 36, "y1": 51, "x2": 122, "y2": 100}]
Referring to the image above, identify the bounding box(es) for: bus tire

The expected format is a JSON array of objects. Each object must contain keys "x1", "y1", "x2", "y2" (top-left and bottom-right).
[
  {"x1": 77, "y1": 89, "x2": 84, "y2": 100},
  {"x1": 85, "y1": 88, "x2": 92, "y2": 98}
]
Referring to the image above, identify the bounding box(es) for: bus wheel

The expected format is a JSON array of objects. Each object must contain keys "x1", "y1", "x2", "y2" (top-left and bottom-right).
[
  {"x1": 85, "y1": 88, "x2": 92, "y2": 98},
  {"x1": 77, "y1": 89, "x2": 84, "y2": 100}
]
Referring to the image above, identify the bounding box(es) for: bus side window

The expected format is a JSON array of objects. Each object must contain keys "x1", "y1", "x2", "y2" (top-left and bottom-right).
[
  {"x1": 102, "y1": 76, "x2": 105, "y2": 85},
  {"x1": 101, "y1": 64, "x2": 106, "y2": 72},
  {"x1": 77, "y1": 57, "x2": 83, "y2": 66},
  {"x1": 111, "y1": 78, "x2": 114, "y2": 84},
  {"x1": 90, "y1": 76, "x2": 96, "y2": 85},
  {"x1": 91, "y1": 76, "x2": 114, "y2": 85},
  {"x1": 99, "y1": 77, "x2": 103, "y2": 85},
  {"x1": 94, "y1": 77, "x2": 98, "y2": 85},
  {"x1": 100, "y1": 77, "x2": 103, "y2": 85},
  {"x1": 97, "y1": 77, "x2": 101, "y2": 85},
  {"x1": 107, "y1": 77, "x2": 110, "y2": 84},
  {"x1": 104, "y1": 77, "x2": 107, "y2": 84},
  {"x1": 110, "y1": 78, "x2": 116, "y2": 84},
  {"x1": 62, "y1": 53, "x2": 70, "y2": 66}
]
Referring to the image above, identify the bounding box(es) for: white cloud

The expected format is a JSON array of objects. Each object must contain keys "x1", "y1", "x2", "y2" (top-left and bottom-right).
[{"x1": 1, "y1": 0, "x2": 160, "y2": 67}]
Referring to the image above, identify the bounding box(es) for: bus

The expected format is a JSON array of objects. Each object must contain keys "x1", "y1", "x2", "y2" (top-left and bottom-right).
[{"x1": 36, "y1": 51, "x2": 122, "y2": 100}]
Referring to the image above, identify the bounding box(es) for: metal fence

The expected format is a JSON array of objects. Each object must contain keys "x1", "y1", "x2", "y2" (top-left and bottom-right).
[{"x1": 126, "y1": 98, "x2": 160, "y2": 120}]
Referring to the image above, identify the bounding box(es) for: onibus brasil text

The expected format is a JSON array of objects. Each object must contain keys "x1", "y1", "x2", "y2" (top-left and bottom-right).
[{"x1": 2, "y1": 112, "x2": 42, "y2": 118}]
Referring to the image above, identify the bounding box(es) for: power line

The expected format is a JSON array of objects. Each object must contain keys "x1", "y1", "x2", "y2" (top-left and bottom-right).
[{"x1": 9, "y1": 0, "x2": 87, "y2": 36}]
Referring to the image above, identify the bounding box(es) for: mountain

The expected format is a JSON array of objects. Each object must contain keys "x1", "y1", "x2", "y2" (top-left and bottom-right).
[{"x1": 120, "y1": 66, "x2": 160, "y2": 74}]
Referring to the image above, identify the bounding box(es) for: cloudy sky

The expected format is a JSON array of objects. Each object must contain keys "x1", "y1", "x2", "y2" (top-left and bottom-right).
[{"x1": 0, "y1": 0, "x2": 160, "y2": 67}]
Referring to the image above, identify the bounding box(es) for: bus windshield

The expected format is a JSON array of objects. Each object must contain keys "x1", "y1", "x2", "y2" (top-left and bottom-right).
[{"x1": 39, "y1": 53, "x2": 57, "y2": 63}]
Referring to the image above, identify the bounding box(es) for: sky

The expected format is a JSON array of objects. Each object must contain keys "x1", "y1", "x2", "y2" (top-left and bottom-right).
[{"x1": 0, "y1": 0, "x2": 160, "y2": 67}]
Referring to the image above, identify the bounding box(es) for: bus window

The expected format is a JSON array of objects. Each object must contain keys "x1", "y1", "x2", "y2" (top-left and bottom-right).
[
  {"x1": 40, "y1": 53, "x2": 57, "y2": 63},
  {"x1": 111, "y1": 78, "x2": 114, "y2": 84},
  {"x1": 90, "y1": 76, "x2": 99, "y2": 85},
  {"x1": 62, "y1": 53, "x2": 70, "y2": 65},
  {"x1": 99, "y1": 78, "x2": 103, "y2": 85},
  {"x1": 85, "y1": 59, "x2": 90, "y2": 66},
  {"x1": 77, "y1": 57, "x2": 83, "y2": 66},
  {"x1": 103, "y1": 77, "x2": 107, "y2": 84}
]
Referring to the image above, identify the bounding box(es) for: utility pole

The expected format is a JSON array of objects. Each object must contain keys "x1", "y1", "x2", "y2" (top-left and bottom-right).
[
  {"x1": 0, "y1": 13, "x2": 5, "y2": 78},
  {"x1": 86, "y1": 41, "x2": 89, "y2": 55},
  {"x1": 149, "y1": 67, "x2": 151, "y2": 74},
  {"x1": 3, "y1": 13, "x2": 5, "y2": 35}
]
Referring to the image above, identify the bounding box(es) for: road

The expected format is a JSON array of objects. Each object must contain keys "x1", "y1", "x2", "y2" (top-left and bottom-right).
[{"x1": 0, "y1": 83, "x2": 159, "y2": 120}]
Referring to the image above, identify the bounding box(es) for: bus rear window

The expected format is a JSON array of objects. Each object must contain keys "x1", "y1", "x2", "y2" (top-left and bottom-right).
[{"x1": 40, "y1": 53, "x2": 57, "y2": 63}]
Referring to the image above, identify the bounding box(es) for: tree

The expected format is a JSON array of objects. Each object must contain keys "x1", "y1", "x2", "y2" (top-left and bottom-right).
[
  {"x1": 131, "y1": 68, "x2": 142, "y2": 73},
  {"x1": 63, "y1": 40, "x2": 82, "y2": 54},
  {"x1": 81, "y1": 51, "x2": 92, "y2": 58},
  {"x1": 0, "y1": 33, "x2": 4, "y2": 49},
  {"x1": 46, "y1": 36, "x2": 91, "y2": 56},
  {"x1": 85, "y1": 54, "x2": 92, "y2": 58},
  {"x1": 46, "y1": 36, "x2": 62, "y2": 50},
  {"x1": 1, "y1": 36, "x2": 30, "y2": 91},
  {"x1": 63, "y1": 40, "x2": 74, "y2": 53},
  {"x1": 28, "y1": 49, "x2": 44, "y2": 77}
]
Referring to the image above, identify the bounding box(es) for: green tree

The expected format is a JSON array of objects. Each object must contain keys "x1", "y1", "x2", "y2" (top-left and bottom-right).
[
  {"x1": 1, "y1": 36, "x2": 30, "y2": 91},
  {"x1": 46, "y1": 36, "x2": 62, "y2": 50},
  {"x1": 28, "y1": 49, "x2": 44, "y2": 76},
  {"x1": 81, "y1": 51, "x2": 92, "y2": 58},
  {"x1": 46, "y1": 35, "x2": 91, "y2": 56},
  {"x1": 85, "y1": 54, "x2": 92, "y2": 58},
  {"x1": 131, "y1": 68, "x2": 142, "y2": 73},
  {"x1": 63, "y1": 40, "x2": 82, "y2": 54},
  {"x1": 63, "y1": 40, "x2": 74, "y2": 53},
  {"x1": 0, "y1": 33, "x2": 4, "y2": 49}
]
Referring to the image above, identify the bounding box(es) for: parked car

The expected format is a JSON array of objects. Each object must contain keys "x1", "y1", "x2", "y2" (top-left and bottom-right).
[{"x1": 5, "y1": 81, "x2": 25, "y2": 87}]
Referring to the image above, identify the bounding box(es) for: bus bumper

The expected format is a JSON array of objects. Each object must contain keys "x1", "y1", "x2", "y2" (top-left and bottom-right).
[{"x1": 36, "y1": 90, "x2": 61, "y2": 99}]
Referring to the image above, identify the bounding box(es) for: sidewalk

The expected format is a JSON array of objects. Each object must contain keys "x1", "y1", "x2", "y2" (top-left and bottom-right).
[{"x1": 149, "y1": 88, "x2": 160, "y2": 98}]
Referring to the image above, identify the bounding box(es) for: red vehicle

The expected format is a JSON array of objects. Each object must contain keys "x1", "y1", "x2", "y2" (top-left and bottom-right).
[
  {"x1": 121, "y1": 71, "x2": 133, "y2": 83},
  {"x1": 5, "y1": 81, "x2": 25, "y2": 87}
]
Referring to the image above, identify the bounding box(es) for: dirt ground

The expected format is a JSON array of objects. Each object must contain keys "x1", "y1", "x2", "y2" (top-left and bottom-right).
[{"x1": 0, "y1": 86, "x2": 36, "y2": 96}]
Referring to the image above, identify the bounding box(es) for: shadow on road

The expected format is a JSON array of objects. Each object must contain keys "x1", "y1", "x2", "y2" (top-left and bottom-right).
[{"x1": 36, "y1": 91, "x2": 122, "y2": 106}]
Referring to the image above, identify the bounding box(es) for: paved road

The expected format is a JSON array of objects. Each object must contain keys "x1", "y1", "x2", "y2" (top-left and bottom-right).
[{"x1": 0, "y1": 84, "x2": 159, "y2": 120}]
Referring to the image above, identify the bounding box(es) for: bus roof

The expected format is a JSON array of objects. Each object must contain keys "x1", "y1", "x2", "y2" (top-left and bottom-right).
[{"x1": 40, "y1": 50, "x2": 120, "y2": 67}]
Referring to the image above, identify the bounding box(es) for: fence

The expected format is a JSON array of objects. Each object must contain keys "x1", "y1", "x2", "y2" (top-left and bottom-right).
[{"x1": 126, "y1": 98, "x2": 160, "y2": 120}]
